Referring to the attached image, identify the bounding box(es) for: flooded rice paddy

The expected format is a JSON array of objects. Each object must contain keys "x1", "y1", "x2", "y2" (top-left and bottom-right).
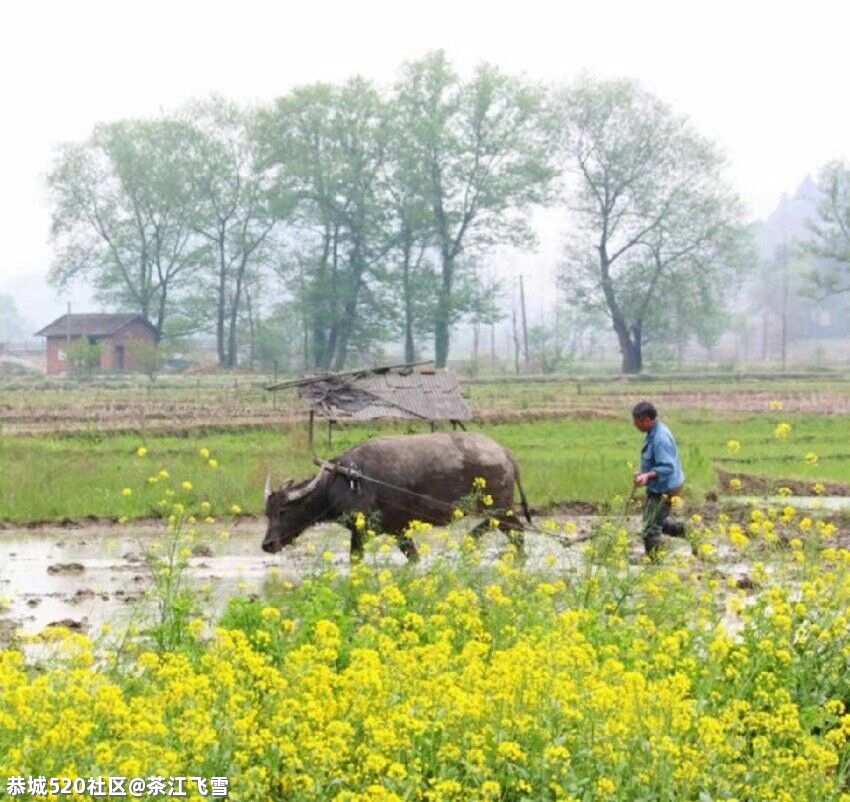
[
  {"x1": 0, "y1": 516, "x2": 610, "y2": 640},
  {"x1": 5, "y1": 497, "x2": 842, "y2": 642}
]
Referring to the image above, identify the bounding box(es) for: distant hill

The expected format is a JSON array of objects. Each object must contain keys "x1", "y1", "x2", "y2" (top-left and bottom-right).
[
  {"x1": 748, "y1": 174, "x2": 850, "y2": 344},
  {"x1": 753, "y1": 174, "x2": 819, "y2": 260}
]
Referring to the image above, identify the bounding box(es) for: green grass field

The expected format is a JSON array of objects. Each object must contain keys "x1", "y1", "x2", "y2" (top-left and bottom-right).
[{"x1": 2, "y1": 408, "x2": 849, "y2": 523}]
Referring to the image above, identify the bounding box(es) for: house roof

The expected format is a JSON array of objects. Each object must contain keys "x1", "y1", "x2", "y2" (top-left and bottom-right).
[
  {"x1": 268, "y1": 363, "x2": 471, "y2": 422},
  {"x1": 35, "y1": 314, "x2": 155, "y2": 338}
]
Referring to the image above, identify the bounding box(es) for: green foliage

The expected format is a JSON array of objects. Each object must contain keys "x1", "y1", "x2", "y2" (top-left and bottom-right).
[
  {"x1": 47, "y1": 119, "x2": 204, "y2": 340},
  {"x1": 257, "y1": 78, "x2": 392, "y2": 371},
  {"x1": 802, "y1": 160, "x2": 850, "y2": 295},
  {"x1": 127, "y1": 338, "x2": 165, "y2": 381},
  {"x1": 395, "y1": 51, "x2": 554, "y2": 367},
  {"x1": 64, "y1": 338, "x2": 104, "y2": 378},
  {"x1": 178, "y1": 96, "x2": 277, "y2": 368},
  {"x1": 0, "y1": 293, "x2": 25, "y2": 342},
  {"x1": 553, "y1": 75, "x2": 752, "y2": 373}
]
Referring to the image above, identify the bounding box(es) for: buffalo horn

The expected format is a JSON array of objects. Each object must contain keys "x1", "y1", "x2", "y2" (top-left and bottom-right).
[
  {"x1": 264, "y1": 473, "x2": 272, "y2": 502},
  {"x1": 283, "y1": 470, "x2": 323, "y2": 502}
]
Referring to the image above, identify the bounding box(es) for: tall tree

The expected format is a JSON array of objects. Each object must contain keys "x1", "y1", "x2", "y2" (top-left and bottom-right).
[
  {"x1": 47, "y1": 119, "x2": 201, "y2": 341},
  {"x1": 180, "y1": 97, "x2": 279, "y2": 368},
  {"x1": 383, "y1": 104, "x2": 438, "y2": 364},
  {"x1": 0, "y1": 294, "x2": 25, "y2": 342},
  {"x1": 394, "y1": 51, "x2": 553, "y2": 367},
  {"x1": 554, "y1": 76, "x2": 749, "y2": 373},
  {"x1": 258, "y1": 78, "x2": 392, "y2": 370},
  {"x1": 802, "y1": 161, "x2": 850, "y2": 296}
]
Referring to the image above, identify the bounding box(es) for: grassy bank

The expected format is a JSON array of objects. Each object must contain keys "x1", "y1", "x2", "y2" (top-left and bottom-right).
[{"x1": 2, "y1": 408, "x2": 850, "y2": 523}]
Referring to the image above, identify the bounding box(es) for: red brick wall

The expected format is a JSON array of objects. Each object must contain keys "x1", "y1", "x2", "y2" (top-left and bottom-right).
[
  {"x1": 45, "y1": 322, "x2": 156, "y2": 375},
  {"x1": 103, "y1": 321, "x2": 156, "y2": 372},
  {"x1": 45, "y1": 338, "x2": 72, "y2": 375}
]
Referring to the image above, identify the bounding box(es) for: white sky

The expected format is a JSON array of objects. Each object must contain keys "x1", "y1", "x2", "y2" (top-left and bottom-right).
[{"x1": 2, "y1": 0, "x2": 849, "y2": 328}]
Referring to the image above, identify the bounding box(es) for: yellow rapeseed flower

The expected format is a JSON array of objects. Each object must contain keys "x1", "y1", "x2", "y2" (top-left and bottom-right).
[
  {"x1": 774, "y1": 422, "x2": 792, "y2": 438},
  {"x1": 136, "y1": 446, "x2": 148, "y2": 457}
]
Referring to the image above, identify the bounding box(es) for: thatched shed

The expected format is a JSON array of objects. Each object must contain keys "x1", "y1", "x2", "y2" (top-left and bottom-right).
[{"x1": 266, "y1": 362, "x2": 471, "y2": 442}]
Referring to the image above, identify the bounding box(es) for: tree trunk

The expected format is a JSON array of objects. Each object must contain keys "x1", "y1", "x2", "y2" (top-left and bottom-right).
[
  {"x1": 621, "y1": 337, "x2": 642, "y2": 373},
  {"x1": 434, "y1": 298, "x2": 450, "y2": 368},
  {"x1": 404, "y1": 321, "x2": 416, "y2": 364},
  {"x1": 401, "y1": 239, "x2": 416, "y2": 364},
  {"x1": 225, "y1": 257, "x2": 248, "y2": 369},
  {"x1": 245, "y1": 285, "x2": 256, "y2": 367},
  {"x1": 332, "y1": 296, "x2": 359, "y2": 371},
  {"x1": 153, "y1": 291, "x2": 166, "y2": 344},
  {"x1": 216, "y1": 236, "x2": 227, "y2": 367},
  {"x1": 619, "y1": 325, "x2": 642, "y2": 373},
  {"x1": 611, "y1": 311, "x2": 643, "y2": 374},
  {"x1": 434, "y1": 255, "x2": 454, "y2": 368}
]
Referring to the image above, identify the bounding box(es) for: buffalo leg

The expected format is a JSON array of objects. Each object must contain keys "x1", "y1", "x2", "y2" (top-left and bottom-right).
[
  {"x1": 395, "y1": 533, "x2": 419, "y2": 562},
  {"x1": 349, "y1": 527, "x2": 365, "y2": 562}
]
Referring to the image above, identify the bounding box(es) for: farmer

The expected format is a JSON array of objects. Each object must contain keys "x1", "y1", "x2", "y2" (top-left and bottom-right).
[{"x1": 631, "y1": 400, "x2": 686, "y2": 559}]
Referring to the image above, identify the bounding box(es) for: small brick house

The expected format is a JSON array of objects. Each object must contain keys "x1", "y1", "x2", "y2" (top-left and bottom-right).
[{"x1": 35, "y1": 313, "x2": 157, "y2": 376}]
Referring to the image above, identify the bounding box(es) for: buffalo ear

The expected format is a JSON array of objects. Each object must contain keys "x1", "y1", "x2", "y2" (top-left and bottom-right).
[{"x1": 280, "y1": 478, "x2": 294, "y2": 492}]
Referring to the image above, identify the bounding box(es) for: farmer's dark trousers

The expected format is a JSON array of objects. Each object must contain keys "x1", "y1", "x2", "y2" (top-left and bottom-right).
[{"x1": 643, "y1": 491, "x2": 685, "y2": 556}]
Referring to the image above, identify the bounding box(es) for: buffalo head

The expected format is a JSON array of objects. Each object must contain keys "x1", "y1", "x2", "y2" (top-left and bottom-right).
[{"x1": 261, "y1": 471, "x2": 326, "y2": 553}]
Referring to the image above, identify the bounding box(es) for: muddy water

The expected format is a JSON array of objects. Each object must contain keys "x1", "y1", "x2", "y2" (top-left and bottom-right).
[
  {"x1": 0, "y1": 519, "x2": 291, "y2": 637},
  {"x1": 0, "y1": 516, "x2": 613, "y2": 639},
  {"x1": 725, "y1": 495, "x2": 850, "y2": 512},
  {"x1": 8, "y1": 510, "x2": 749, "y2": 645}
]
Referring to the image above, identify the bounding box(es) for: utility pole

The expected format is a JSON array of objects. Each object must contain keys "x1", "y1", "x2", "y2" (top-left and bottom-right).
[
  {"x1": 518, "y1": 275, "x2": 530, "y2": 370},
  {"x1": 511, "y1": 305, "x2": 521, "y2": 375},
  {"x1": 781, "y1": 243, "x2": 789, "y2": 372}
]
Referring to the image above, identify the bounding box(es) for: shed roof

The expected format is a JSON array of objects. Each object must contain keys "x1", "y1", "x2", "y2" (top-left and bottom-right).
[
  {"x1": 268, "y1": 363, "x2": 471, "y2": 422},
  {"x1": 35, "y1": 314, "x2": 155, "y2": 338}
]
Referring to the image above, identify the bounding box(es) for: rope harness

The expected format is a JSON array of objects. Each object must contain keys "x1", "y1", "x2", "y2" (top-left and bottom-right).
[{"x1": 311, "y1": 458, "x2": 597, "y2": 549}]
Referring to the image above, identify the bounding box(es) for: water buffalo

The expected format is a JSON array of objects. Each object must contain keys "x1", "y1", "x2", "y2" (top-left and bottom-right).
[{"x1": 262, "y1": 431, "x2": 531, "y2": 561}]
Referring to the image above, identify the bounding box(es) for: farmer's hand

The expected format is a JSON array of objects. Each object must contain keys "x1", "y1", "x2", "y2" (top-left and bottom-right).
[{"x1": 634, "y1": 472, "x2": 651, "y2": 486}]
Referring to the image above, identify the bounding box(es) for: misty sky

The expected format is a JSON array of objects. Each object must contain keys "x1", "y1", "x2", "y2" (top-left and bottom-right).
[{"x1": 2, "y1": 0, "x2": 848, "y2": 329}]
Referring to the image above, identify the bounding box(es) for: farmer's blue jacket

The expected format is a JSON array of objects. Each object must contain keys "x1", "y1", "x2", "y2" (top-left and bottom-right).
[{"x1": 640, "y1": 420, "x2": 685, "y2": 494}]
